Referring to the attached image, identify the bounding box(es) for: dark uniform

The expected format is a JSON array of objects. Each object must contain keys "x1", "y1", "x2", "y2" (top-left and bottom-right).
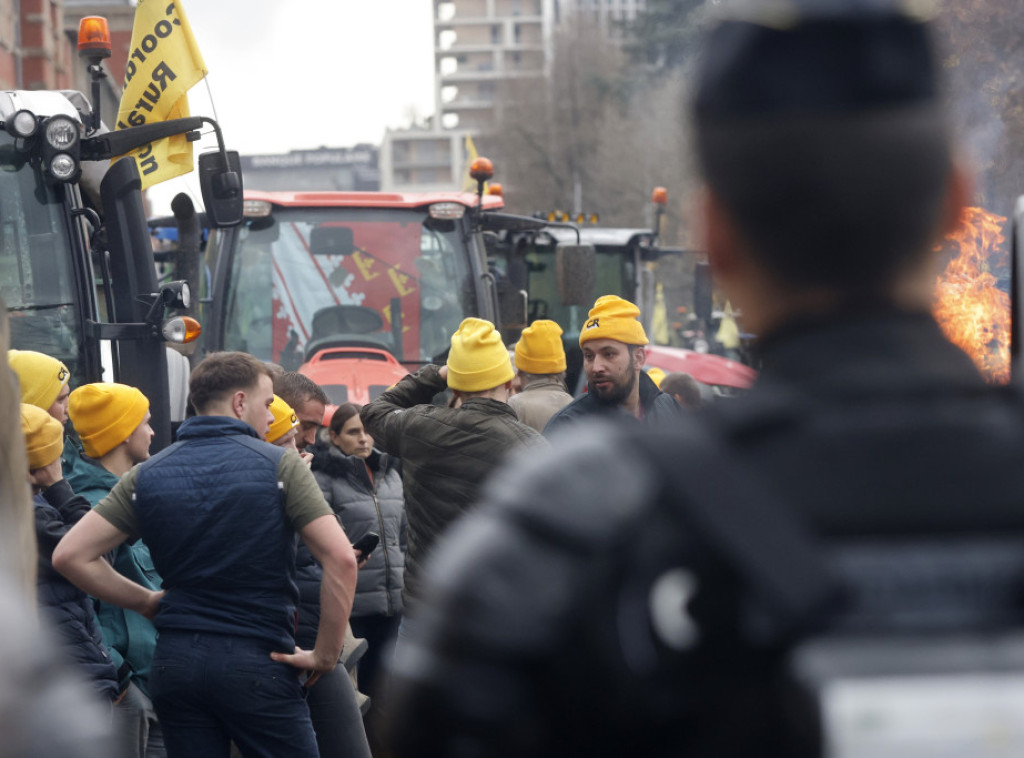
[
  {"x1": 388, "y1": 307, "x2": 1024, "y2": 757},
  {"x1": 384, "y1": 3, "x2": 1024, "y2": 757}
]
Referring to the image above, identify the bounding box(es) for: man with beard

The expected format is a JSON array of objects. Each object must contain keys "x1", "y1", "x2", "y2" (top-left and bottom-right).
[
  {"x1": 543, "y1": 295, "x2": 682, "y2": 437},
  {"x1": 273, "y1": 371, "x2": 329, "y2": 451},
  {"x1": 381, "y1": 4, "x2": 1023, "y2": 758}
]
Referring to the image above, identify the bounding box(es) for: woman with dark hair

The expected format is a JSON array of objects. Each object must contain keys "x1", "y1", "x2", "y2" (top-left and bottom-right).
[{"x1": 312, "y1": 402, "x2": 406, "y2": 704}]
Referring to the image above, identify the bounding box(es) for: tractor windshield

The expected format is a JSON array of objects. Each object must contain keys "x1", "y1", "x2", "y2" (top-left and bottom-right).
[
  {"x1": 0, "y1": 134, "x2": 82, "y2": 376},
  {"x1": 217, "y1": 206, "x2": 479, "y2": 369}
]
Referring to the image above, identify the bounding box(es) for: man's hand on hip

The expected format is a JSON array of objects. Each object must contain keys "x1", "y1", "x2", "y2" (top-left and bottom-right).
[{"x1": 270, "y1": 647, "x2": 336, "y2": 688}]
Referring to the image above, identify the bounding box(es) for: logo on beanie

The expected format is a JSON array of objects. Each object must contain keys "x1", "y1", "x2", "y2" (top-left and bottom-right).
[
  {"x1": 584, "y1": 318, "x2": 600, "y2": 330},
  {"x1": 57, "y1": 367, "x2": 68, "y2": 382},
  {"x1": 290, "y1": 413, "x2": 297, "y2": 424}
]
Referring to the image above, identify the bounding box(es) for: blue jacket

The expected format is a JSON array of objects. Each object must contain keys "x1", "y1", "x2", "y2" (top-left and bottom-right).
[
  {"x1": 134, "y1": 416, "x2": 296, "y2": 650},
  {"x1": 34, "y1": 480, "x2": 118, "y2": 701},
  {"x1": 66, "y1": 455, "x2": 161, "y2": 698}
]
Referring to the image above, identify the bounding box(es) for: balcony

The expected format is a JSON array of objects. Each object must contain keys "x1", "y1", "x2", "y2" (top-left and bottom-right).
[
  {"x1": 442, "y1": 97, "x2": 496, "y2": 111},
  {"x1": 441, "y1": 68, "x2": 544, "y2": 84}
]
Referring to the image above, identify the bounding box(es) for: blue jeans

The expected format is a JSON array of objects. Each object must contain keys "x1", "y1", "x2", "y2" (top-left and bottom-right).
[{"x1": 150, "y1": 631, "x2": 318, "y2": 758}]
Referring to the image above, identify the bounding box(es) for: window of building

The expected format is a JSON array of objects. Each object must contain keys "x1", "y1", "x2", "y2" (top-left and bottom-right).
[{"x1": 491, "y1": 25, "x2": 501, "y2": 44}]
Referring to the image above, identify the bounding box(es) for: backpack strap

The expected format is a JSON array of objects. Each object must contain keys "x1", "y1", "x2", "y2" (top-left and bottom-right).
[{"x1": 637, "y1": 424, "x2": 838, "y2": 637}]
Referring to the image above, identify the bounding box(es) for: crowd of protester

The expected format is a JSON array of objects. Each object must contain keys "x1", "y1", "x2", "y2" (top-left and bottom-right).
[
  {"x1": 7, "y1": 286, "x2": 701, "y2": 758},
  {"x1": 6, "y1": 4, "x2": 992, "y2": 757}
]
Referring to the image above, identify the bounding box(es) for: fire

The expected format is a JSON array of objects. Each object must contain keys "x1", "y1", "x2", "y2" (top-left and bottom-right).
[{"x1": 933, "y1": 207, "x2": 1010, "y2": 384}]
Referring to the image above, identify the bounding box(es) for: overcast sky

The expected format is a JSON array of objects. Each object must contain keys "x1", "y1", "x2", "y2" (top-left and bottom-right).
[{"x1": 148, "y1": 0, "x2": 437, "y2": 213}]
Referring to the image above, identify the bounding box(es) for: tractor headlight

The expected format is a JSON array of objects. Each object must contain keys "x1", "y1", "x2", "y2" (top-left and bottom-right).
[
  {"x1": 44, "y1": 116, "x2": 79, "y2": 151},
  {"x1": 8, "y1": 109, "x2": 38, "y2": 138},
  {"x1": 48, "y1": 153, "x2": 78, "y2": 181}
]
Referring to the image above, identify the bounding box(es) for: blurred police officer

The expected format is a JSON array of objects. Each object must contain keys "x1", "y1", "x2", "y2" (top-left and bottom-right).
[{"x1": 383, "y1": 3, "x2": 1024, "y2": 757}]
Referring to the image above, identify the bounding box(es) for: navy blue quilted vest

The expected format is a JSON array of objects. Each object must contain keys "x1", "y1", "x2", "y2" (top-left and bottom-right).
[{"x1": 134, "y1": 416, "x2": 298, "y2": 650}]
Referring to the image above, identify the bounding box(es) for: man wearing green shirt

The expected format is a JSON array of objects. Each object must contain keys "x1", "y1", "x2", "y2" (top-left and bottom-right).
[{"x1": 54, "y1": 352, "x2": 357, "y2": 758}]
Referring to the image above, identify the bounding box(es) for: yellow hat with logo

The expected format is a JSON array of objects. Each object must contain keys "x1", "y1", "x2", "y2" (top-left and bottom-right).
[
  {"x1": 267, "y1": 395, "x2": 299, "y2": 444},
  {"x1": 68, "y1": 383, "x2": 150, "y2": 459},
  {"x1": 8, "y1": 350, "x2": 70, "y2": 410},
  {"x1": 21, "y1": 403, "x2": 64, "y2": 469},
  {"x1": 514, "y1": 320, "x2": 567, "y2": 375},
  {"x1": 579, "y1": 295, "x2": 649, "y2": 347},
  {"x1": 446, "y1": 318, "x2": 514, "y2": 392}
]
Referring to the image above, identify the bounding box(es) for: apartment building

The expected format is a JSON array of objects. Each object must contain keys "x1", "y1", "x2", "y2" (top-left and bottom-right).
[{"x1": 384, "y1": 0, "x2": 645, "y2": 191}]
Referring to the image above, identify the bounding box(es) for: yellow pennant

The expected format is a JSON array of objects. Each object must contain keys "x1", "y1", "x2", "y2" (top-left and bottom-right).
[
  {"x1": 462, "y1": 134, "x2": 488, "y2": 194},
  {"x1": 115, "y1": 0, "x2": 207, "y2": 189}
]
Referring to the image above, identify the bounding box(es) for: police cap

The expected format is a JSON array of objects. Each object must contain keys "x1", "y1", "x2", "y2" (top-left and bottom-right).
[{"x1": 693, "y1": 0, "x2": 941, "y2": 120}]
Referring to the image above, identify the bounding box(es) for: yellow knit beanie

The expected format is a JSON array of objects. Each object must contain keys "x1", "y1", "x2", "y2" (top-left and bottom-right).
[
  {"x1": 646, "y1": 367, "x2": 667, "y2": 388},
  {"x1": 8, "y1": 350, "x2": 70, "y2": 410},
  {"x1": 267, "y1": 395, "x2": 299, "y2": 443},
  {"x1": 68, "y1": 383, "x2": 150, "y2": 459},
  {"x1": 446, "y1": 318, "x2": 514, "y2": 392},
  {"x1": 579, "y1": 295, "x2": 649, "y2": 347},
  {"x1": 21, "y1": 403, "x2": 64, "y2": 469},
  {"x1": 515, "y1": 320, "x2": 567, "y2": 374}
]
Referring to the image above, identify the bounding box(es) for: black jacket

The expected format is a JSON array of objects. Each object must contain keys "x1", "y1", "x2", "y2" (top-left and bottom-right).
[
  {"x1": 387, "y1": 308, "x2": 1024, "y2": 758},
  {"x1": 543, "y1": 370, "x2": 683, "y2": 437},
  {"x1": 35, "y1": 480, "x2": 118, "y2": 701},
  {"x1": 312, "y1": 447, "x2": 406, "y2": 618},
  {"x1": 361, "y1": 364, "x2": 546, "y2": 608}
]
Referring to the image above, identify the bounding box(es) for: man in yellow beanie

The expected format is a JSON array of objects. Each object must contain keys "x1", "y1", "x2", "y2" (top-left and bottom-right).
[
  {"x1": 65, "y1": 384, "x2": 161, "y2": 758},
  {"x1": 9, "y1": 349, "x2": 71, "y2": 423},
  {"x1": 509, "y1": 320, "x2": 573, "y2": 433},
  {"x1": 68, "y1": 383, "x2": 154, "y2": 480},
  {"x1": 362, "y1": 317, "x2": 545, "y2": 616},
  {"x1": 23, "y1": 403, "x2": 120, "y2": 704},
  {"x1": 544, "y1": 295, "x2": 682, "y2": 437},
  {"x1": 382, "y1": 6, "x2": 1014, "y2": 756},
  {"x1": 8, "y1": 349, "x2": 88, "y2": 481}
]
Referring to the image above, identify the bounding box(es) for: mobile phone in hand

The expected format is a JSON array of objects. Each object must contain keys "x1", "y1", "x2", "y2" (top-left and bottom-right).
[{"x1": 352, "y1": 532, "x2": 380, "y2": 560}]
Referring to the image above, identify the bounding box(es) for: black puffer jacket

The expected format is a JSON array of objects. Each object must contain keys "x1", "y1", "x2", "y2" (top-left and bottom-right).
[
  {"x1": 34, "y1": 480, "x2": 118, "y2": 701},
  {"x1": 361, "y1": 364, "x2": 547, "y2": 608},
  {"x1": 543, "y1": 370, "x2": 683, "y2": 437},
  {"x1": 312, "y1": 447, "x2": 406, "y2": 618}
]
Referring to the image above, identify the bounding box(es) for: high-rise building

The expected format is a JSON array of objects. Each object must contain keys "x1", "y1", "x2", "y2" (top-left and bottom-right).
[
  {"x1": 434, "y1": 0, "x2": 552, "y2": 134},
  {"x1": 382, "y1": 0, "x2": 645, "y2": 191}
]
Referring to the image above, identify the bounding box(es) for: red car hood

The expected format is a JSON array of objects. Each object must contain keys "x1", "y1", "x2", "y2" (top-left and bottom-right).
[
  {"x1": 644, "y1": 345, "x2": 757, "y2": 389},
  {"x1": 299, "y1": 347, "x2": 409, "y2": 408}
]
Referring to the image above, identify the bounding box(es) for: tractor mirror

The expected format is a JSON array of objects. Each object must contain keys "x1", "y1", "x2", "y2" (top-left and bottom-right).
[{"x1": 198, "y1": 150, "x2": 243, "y2": 228}]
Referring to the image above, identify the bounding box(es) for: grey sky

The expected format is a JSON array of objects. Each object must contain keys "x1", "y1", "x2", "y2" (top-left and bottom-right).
[{"x1": 148, "y1": 0, "x2": 437, "y2": 212}]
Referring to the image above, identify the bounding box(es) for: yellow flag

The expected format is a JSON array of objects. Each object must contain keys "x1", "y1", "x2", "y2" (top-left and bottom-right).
[
  {"x1": 462, "y1": 134, "x2": 488, "y2": 193},
  {"x1": 115, "y1": 0, "x2": 207, "y2": 189},
  {"x1": 652, "y1": 280, "x2": 670, "y2": 345}
]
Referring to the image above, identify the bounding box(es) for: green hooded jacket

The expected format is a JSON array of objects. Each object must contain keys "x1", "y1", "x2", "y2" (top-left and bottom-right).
[{"x1": 65, "y1": 455, "x2": 161, "y2": 697}]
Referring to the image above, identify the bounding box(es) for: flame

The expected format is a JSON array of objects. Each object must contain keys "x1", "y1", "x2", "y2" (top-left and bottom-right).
[{"x1": 933, "y1": 207, "x2": 1010, "y2": 384}]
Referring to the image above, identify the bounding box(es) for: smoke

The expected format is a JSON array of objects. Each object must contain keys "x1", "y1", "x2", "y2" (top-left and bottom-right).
[{"x1": 937, "y1": 4, "x2": 1024, "y2": 222}]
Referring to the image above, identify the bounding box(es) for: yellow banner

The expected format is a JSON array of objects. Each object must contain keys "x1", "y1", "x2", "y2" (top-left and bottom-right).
[{"x1": 115, "y1": 0, "x2": 207, "y2": 189}]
